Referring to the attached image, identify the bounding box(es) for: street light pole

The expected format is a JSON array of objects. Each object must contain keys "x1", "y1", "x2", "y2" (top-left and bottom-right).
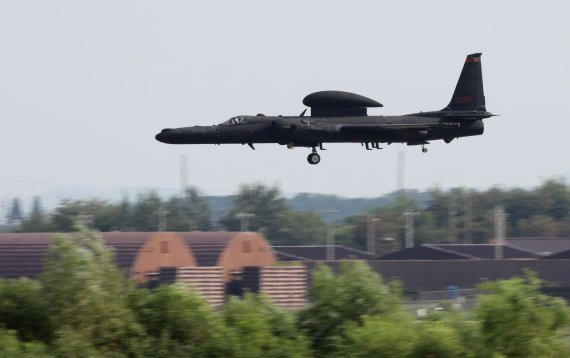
[
  {"x1": 366, "y1": 216, "x2": 381, "y2": 255},
  {"x1": 236, "y1": 211, "x2": 255, "y2": 232},
  {"x1": 403, "y1": 210, "x2": 419, "y2": 248},
  {"x1": 493, "y1": 205, "x2": 507, "y2": 259},
  {"x1": 324, "y1": 208, "x2": 339, "y2": 260}
]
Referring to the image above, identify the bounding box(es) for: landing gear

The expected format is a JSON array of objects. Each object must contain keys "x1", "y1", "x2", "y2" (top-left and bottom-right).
[
  {"x1": 307, "y1": 147, "x2": 321, "y2": 165},
  {"x1": 307, "y1": 152, "x2": 321, "y2": 165},
  {"x1": 421, "y1": 145, "x2": 428, "y2": 153},
  {"x1": 361, "y1": 142, "x2": 383, "y2": 150}
]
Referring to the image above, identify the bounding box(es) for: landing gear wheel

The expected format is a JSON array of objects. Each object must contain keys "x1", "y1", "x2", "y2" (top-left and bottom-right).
[
  {"x1": 422, "y1": 146, "x2": 428, "y2": 153},
  {"x1": 307, "y1": 153, "x2": 321, "y2": 165}
]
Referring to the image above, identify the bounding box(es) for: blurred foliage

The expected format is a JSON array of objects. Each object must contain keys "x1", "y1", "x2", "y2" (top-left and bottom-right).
[
  {"x1": 298, "y1": 261, "x2": 402, "y2": 356},
  {"x1": 0, "y1": 230, "x2": 569, "y2": 357},
  {"x1": 223, "y1": 293, "x2": 310, "y2": 358},
  {"x1": 0, "y1": 329, "x2": 49, "y2": 358},
  {"x1": 0, "y1": 278, "x2": 50, "y2": 342},
  {"x1": 6, "y1": 178, "x2": 570, "y2": 252},
  {"x1": 131, "y1": 283, "x2": 234, "y2": 357},
  {"x1": 477, "y1": 270, "x2": 570, "y2": 357},
  {"x1": 41, "y1": 228, "x2": 147, "y2": 356},
  {"x1": 336, "y1": 178, "x2": 570, "y2": 253},
  {"x1": 16, "y1": 187, "x2": 213, "y2": 233},
  {"x1": 338, "y1": 316, "x2": 417, "y2": 358},
  {"x1": 220, "y1": 183, "x2": 325, "y2": 245}
]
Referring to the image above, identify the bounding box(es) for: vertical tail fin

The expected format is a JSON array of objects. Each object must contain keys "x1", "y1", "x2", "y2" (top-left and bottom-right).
[{"x1": 444, "y1": 53, "x2": 486, "y2": 111}]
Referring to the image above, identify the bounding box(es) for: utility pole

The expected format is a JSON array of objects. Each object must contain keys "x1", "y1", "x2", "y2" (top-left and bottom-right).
[
  {"x1": 366, "y1": 216, "x2": 381, "y2": 255},
  {"x1": 78, "y1": 213, "x2": 94, "y2": 229},
  {"x1": 464, "y1": 190, "x2": 473, "y2": 244},
  {"x1": 403, "y1": 210, "x2": 419, "y2": 248},
  {"x1": 493, "y1": 205, "x2": 507, "y2": 259},
  {"x1": 324, "y1": 207, "x2": 338, "y2": 260},
  {"x1": 236, "y1": 211, "x2": 255, "y2": 232},
  {"x1": 158, "y1": 207, "x2": 169, "y2": 232},
  {"x1": 449, "y1": 194, "x2": 457, "y2": 244}
]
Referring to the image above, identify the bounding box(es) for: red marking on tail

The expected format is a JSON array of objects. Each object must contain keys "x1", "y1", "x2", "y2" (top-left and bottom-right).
[{"x1": 455, "y1": 96, "x2": 473, "y2": 104}]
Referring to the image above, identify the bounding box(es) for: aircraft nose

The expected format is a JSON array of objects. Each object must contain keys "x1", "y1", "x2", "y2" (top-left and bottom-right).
[{"x1": 155, "y1": 128, "x2": 173, "y2": 143}]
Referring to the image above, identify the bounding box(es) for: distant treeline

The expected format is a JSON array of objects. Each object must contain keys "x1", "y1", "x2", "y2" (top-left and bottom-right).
[
  {"x1": 4, "y1": 179, "x2": 570, "y2": 251},
  {"x1": 1, "y1": 229, "x2": 569, "y2": 357}
]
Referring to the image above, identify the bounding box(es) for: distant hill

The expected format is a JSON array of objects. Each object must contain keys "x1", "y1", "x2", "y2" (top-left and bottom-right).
[
  {"x1": 203, "y1": 190, "x2": 430, "y2": 224},
  {"x1": 285, "y1": 191, "x2": 429, "y2": 221},
  {"x1": 33, "y1": 186, "x2": 429, "y2": 225}
]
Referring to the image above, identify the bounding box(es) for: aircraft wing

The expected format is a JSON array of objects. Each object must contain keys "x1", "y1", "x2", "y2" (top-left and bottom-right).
[{"x1": 339, "y1": 123, "x2": 448, "y2": 131}]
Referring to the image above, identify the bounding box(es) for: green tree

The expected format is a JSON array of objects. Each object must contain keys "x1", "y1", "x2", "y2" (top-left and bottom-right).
[
  {"x1": 516, "y1": 214, "x2": 559, "y2": 237},
  {"x1": 7, "y1": 198, "x2": 23, "y2": 225},
  {"x1": 0, "y1": 278, "x2": 50, "y2": 342},
  {"x1": 535, "y1": 179, "x2": 570, "y2": 221},
  {"x1": 0, "y1": 329, "x2": 50, "y2": 358},
  {"x1": 132, "y1": 283, "x2": 233, "y2": 357},
  {"x1": 221, "y1": 183, "x2": 325, "y2": 245},
  {"x1": 223, "y1": 293, "x2": 310, "y2": 358},
  {"x1": 90, "y1": 199, "x2": 127, "y2": 232},
  {"x1": 277, "y1": 210, "x2": 325, "y2": 246},
  {"x1": 339, "y1": 316, "x2": 416, "y2": 358},
  {"x1": 411, "y1": 320, "x2": 467, "y2": 358},
  {"x1": 335, "y1": 195, "x2": 421, "y2": 252},
  {"x1": 221, "y1": 184, "x2": 288, "y2": 232},
  {"x1": 40, "y1": 228, "x2": 146, "y2": 356},
  {"x1": 50, "y1": 326, "x2": 99, "y2": 358},
  {"x1": 50, "y1": 199, "x2": 85, "y2": 232},
  {"x1": 422, "y1": 310, "x2": 490, "y2": 358},
  {"x1": 298, "y1": 261, "x2": 402, "y2": 356},
  {"x1": 477, "y1": 271, "x2": 570, "y2": 357},
  {"x1": 21, "y1": 197, "x2": 51, "y2": 232},
  {"x1": 128, "y1": 192, "x2": 162, "y2": 231},
  {"x1": 166, "y1": 187, "x2": 213, "y2": 231}
]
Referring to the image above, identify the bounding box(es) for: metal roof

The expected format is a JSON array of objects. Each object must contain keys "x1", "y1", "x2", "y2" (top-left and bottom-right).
[
  {"x1": 179, "y1": 231, "x2": 241, "y2": 266},
  {"x1": 0, "y1": 232, "x2": 153, "y2": 279},
  {"x1": 273, "y1": 245, "x2": 376, "y2": 261},
  {"x1": 378, "y1": 244, "x2": 536, "y2": 261},
  {"x1": 542, "y1": 249, "x2": 570, "y2": 259},
  {"x1": 427, "y1": 244, "x2": 536, "y2": 259},
  {"x1": 506, "y1": 237, "x2": 570, "y2": 256},
  {"x1": 307, "y1": 259, "x2": 570, "y2": 292},
  {"x1": 378, "y1": 246, "x2": 472, "y2": 260}
]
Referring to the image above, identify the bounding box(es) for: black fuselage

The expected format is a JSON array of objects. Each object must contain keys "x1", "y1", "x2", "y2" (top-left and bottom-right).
[{"x1": 155, "y1": 111, "x2": 486, "y2": 148}]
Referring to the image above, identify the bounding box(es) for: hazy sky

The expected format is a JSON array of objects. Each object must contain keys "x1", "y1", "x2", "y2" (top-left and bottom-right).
[{"x1": 1, "y1": 1, "x2": 569, "y2": 204}]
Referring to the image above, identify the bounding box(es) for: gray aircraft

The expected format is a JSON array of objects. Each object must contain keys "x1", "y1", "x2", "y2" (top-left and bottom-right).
[{"x1": 155, "y1": 53, "x2": 494, "y2": 164}]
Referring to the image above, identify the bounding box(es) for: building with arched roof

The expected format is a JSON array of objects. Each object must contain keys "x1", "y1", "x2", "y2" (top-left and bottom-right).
[
  {"x1": 134, "y1": 231, "x2": 275, "y2": 282},
  {"x1": 0, "y1": 231, "x2": 276, "y2": 283}
]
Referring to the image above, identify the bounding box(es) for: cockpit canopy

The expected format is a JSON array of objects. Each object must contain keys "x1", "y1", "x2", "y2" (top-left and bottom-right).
[{"x1": 220, "y1": 116, "x2": 249, "y2": 125}]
